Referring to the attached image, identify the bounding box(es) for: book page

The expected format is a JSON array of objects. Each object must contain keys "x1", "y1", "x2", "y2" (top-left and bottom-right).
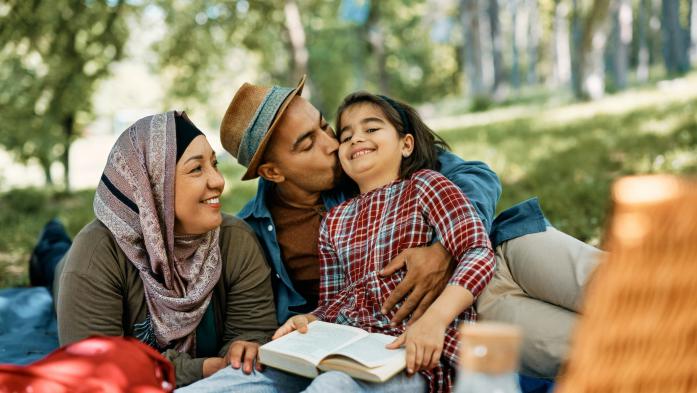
[
  {"x1": 261, "y1": 321, "x2": 368, "y2": 365},
  {"x1": 330, "y1": 333, "x2": 405, "y2": 368}
]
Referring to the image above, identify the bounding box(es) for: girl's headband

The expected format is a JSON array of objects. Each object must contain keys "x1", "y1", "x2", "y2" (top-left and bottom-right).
[{"x1": 378, "y1": 95, "x2": 412, "y2": 134}]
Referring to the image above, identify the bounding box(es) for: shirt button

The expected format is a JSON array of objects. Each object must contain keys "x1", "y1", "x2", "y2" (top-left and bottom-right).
[
  {"x1": 276, "y1": 273, "x2": 281, "y2": 279},
  {"x1": 267, "y1": 225, "x2": 273, "y2": 231}
]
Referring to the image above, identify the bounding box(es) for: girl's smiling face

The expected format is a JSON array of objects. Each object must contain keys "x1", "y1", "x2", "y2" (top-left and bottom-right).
[{"x1": 338, "y1": 102, "x2": 414, "y2": 193}]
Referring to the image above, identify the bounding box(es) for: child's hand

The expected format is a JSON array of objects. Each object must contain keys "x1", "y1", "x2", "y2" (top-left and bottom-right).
[
  {"x1": 385, "y1": 317, "x2": 446, "y2": 374},
  {"x1": 272, "y1": 314, "x2": 317, "y2": 340}
]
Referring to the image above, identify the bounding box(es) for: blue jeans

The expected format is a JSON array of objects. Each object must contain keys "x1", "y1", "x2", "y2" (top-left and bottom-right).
[{"x1": 175, "y1": 367, "x2": 427, "y2": 393}]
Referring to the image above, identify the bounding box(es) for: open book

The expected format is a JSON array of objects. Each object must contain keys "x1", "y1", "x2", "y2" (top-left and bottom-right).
[{"x1": 259, "y1": 321, "x2": 406, "y2": 383}]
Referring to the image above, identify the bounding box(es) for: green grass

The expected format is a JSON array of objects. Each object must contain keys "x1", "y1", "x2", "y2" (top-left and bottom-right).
[
  {"x1": 0, "y1": 162, "x2": 256, "y2": 288},
  {"x1": 0, "y1": 188, "x2": 95, "y2": 287},
  {"x1": 2, "y1": 84, "x2": 696, "y2": 288},
  {"x1": 445, "y1": 98, "x2": 697, "y2": 244}
]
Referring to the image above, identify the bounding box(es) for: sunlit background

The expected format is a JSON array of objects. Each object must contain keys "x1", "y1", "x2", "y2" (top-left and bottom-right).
[{"x1": 1, "y1": 0, "x2": 696, "y2": 286}]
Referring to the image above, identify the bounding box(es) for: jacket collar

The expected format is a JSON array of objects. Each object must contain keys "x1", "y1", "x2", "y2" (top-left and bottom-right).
[{"x1": 238, "y1": 177, "x2": 351, "y2": 220}]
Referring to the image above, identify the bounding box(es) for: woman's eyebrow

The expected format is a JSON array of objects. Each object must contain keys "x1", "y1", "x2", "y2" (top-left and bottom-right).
[{"x1": 184, "y1": 154, "x2": 204, "y2": 164}]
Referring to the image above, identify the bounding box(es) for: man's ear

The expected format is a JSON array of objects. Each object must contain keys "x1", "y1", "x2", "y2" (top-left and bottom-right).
[{"x1": 257, "y1": 162, "x2": 285, "y2": 183}]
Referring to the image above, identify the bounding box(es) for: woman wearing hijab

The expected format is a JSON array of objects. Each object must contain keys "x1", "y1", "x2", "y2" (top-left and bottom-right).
[{"x1": 53, "y1": 112, "x2": 277, "y2": 388}]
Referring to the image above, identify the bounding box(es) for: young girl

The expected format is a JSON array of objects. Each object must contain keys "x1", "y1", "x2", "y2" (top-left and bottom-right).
[{"x1": 273, "y1": 92, "x2": 496, "y2": 392}]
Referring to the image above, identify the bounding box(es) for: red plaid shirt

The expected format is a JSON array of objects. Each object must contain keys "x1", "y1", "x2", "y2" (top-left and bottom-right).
[{"x1": 312, "y1": 170, "x2": 495, "y2": 392}]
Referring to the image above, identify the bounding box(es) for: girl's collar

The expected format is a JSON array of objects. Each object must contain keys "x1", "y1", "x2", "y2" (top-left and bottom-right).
[{"x1": 357, "y1": 177, "x2": 406, "y2": 198}]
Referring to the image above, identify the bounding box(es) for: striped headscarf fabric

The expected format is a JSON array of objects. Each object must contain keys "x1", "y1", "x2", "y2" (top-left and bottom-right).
[{"x1": 93, "y1": 111, "x2": 222, "y2": 355}]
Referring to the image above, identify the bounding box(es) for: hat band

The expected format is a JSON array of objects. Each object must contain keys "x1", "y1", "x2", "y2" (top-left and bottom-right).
[{"x1": 238, "y1": 86, "x2": 295, "y2": 167}]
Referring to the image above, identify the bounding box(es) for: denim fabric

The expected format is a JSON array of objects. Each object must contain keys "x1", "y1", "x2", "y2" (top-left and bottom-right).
[
  {"x1": 490, "y1": 198, "x2": 548, "y2": 248},
  {"x1": 237, "y1": 179, "x2": 347, "y2": 324},
  {"x1": 303, "y1": 371, "x2": 427, "y2": 393},
  {"x1": 175, "y1": 367, "x2": 308, "y2": 393},
  {"x1": 518, "y1": 374, "x2": 555, "y2": 393},
  {"x1": 175, "y1": 367, "x2": 427, "y2": 393},
  {"x1": 175, "y1": 366, "x2": 550, "y2": 393},
  {"x1": 0, "y1": 287, "x2": 59, "y2": 364}
]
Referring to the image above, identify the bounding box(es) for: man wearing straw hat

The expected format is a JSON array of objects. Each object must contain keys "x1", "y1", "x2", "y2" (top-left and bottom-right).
[{"x1": 217, "y1": 75, "x2": 602, "y2": 380}]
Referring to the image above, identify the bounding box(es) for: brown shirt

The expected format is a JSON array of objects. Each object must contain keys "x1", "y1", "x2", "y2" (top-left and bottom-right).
[
  {"x1": 267, "y1": 188, "x2": 326, "y2": 308},
  {"x1": 53, "y1": 214, "x2": 277, "y2": 387}
]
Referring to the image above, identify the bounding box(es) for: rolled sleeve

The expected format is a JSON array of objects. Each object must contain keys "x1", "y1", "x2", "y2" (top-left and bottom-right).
[{"x1": 448, "y1": 246, "x2": 496, "y2": 299}]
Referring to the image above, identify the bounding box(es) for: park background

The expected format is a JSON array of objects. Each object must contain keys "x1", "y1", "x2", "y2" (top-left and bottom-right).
[{"x1": 1, "y1": 0, "x2": 696, "y2": 287}]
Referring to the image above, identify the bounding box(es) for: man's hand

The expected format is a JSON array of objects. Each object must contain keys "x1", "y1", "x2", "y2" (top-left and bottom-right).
[
  {"x1": 224, "y1": 340, "x2": 263, "y2": 374},
  {"x1": 202, "y1": 357, "x2": 227, "y2": 378},
  {"x1": 380, "y1": 242, "x2": 453, "y2": 325},
  {"x1": 271, "y1": 314, "x2": 317, "y2": 340}
]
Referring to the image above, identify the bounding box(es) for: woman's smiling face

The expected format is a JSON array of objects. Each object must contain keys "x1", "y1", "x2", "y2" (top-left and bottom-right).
[{"x1": 174, "y1": 135, "x2": 225, "y2": 235}]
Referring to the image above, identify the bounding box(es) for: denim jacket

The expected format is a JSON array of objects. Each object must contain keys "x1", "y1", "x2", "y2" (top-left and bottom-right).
[{"x1": 237, "y1": 150, "x2": 546, "y2": 323}]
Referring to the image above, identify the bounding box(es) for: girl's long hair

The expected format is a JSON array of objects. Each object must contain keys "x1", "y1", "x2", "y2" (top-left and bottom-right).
[{"x1": 335, "y1": 91, "x2": 450, "y2": 180}]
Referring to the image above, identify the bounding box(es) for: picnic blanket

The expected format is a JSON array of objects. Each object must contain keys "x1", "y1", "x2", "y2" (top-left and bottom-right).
[{"x1": 0, "y1": 287, "x2": 59, "y2": 365}]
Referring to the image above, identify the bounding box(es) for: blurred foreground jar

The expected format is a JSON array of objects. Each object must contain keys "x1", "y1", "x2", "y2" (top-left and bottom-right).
[{"x1": 454, "y1": 322, "x2": 522, "y2": 393}]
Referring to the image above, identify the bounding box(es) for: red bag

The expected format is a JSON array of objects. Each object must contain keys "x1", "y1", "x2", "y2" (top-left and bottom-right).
[{"x1": 0, "y1": 336, "x2": 175, "y2": 393}]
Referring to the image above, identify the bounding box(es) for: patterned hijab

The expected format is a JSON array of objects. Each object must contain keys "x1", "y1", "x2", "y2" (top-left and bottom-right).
[{"x1": 93, "y1": 111, "x2": 222, "y2": 354}]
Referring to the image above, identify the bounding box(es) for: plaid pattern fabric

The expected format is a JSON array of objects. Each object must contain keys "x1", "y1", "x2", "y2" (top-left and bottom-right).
[{"x1": 312, "y1": 170, "x2": 495, "y2": 393}]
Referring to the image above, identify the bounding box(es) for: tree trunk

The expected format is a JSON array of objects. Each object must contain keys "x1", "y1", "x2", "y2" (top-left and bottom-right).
[
  {"x1": 366, "y1": 4, "x2": 389, "y2": 94},
  {"x1": 648, "y1": 0, "x2": 662, "y2": 67},
  {"x1": 661, "y1": 0, "x2": 689, "y2": 75},
  {"x1": 511, "y1": 0, "x2": 521, "y2": 89},
  {"x1": 352, "y1": 26, "x2": 367, "y2": 91},
  {"x1": 370, "y1": 26, "x2": 389, "y2": 94},
  {"x1": 637, "y1": 0, "x2": 651, "y2": 82},
  {"x1": 489, "y1": 0, "x2": 504, "y2": 92},
  {"x1": 460, "y1": 0, "x2": 486, "y2": 97},
  {"x1": 526, "y1": 0, "x2": 540, "y2": 84},
  {"x1": 62, "y1": 114, "x2": 74, "y2": 192},
  {"x1": 661, "y1": 0, "x2": 675, "y2": 73},
  {"x1": 575, "y1": 0, "x2": 612, "y2": 100},
  {"x1": 604, "y1": 4, "x2": 616, "y2": 88},
  {"x1": 39, "y1": 156, "x2": 54, "y2": 187},
  {"x1": 570, "y1": 0, "x2": 582, "y2": 95},
  {"x1": 609, "y1": 0, "x2": 631, "y2": 90},
  {"x1": 690, "y1": 0, "x2": 697, "y2": 64},
  {"x1": 618, "y1": 0, "x2": 631, "y2": 89},
  {"x1": 284, "y1": 0, "x2": 310, "y2": 97},
  {"x1": 552, "y1": 0, "x2": 572, "y2": 87},
  {"x1": 479, "y1": 1, "x2": 495, "y2": 91}
]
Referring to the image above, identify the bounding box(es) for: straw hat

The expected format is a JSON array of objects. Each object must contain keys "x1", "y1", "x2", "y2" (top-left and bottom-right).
[{"x1": 220, "y1": 75, "x2": 306, "y2": 180}]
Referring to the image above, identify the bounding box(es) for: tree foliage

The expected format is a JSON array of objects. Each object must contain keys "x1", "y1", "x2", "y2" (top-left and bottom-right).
[
  {"x1": 2, "y1": 0, "x2": 696, "y2": 189},
  {"x1": 155, "y1": 0, "x2": 463, "y2": 116},
  {"x1": 0, "y1": 0, "x2": 134, "y2": 189}
]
